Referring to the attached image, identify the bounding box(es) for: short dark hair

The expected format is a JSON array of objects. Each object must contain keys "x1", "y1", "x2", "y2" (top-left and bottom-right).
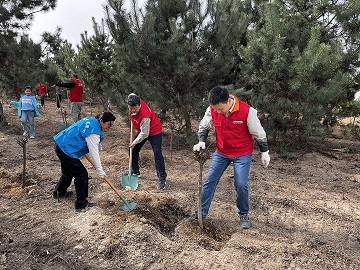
[
  {"x1": 71, "y1": 73, "x2": 78, "y2": 79},
  {"x1": 127, "y1": 93, "x2": 141, "y2": 106},
  {"x1": 96, "y1": 112, "x2": 116, "y2": 123},
  {"x1": 25, "y1": 84, "x2": 32, "y2": 90},
  {"x1": 208, "y1": 86, "x2": 229, "y2": 105}
]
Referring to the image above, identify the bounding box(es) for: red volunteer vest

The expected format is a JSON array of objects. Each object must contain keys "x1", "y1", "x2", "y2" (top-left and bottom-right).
[
  {"x1": 210, "y1": 95, "x2": 254, "y2": 157},
  {"x1": 130, "y1": 99, "x2": 162, "y2": 136},
  {"x1": 69, "y1": 78, "x2": 83, "y2": 102}
]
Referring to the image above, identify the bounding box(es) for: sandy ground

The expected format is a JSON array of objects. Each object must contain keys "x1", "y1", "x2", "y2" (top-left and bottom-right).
[{"x1": 0, "y1": 98, "x2": 359, "y2": 270}]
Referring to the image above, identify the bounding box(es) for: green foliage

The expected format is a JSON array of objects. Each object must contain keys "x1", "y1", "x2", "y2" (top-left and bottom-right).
[
  {"x1": 75, "y1": 19, "x2": 113, "y2": 109},
  {"x1": 240, "y1": 1, "x2": 357, "y2": 142},
  {"x1": 106, "y1": 0, "x2": 251, "y2": 136},
  {"x1": 0, "y1": 0, "x2": 57, "y2": 97}
]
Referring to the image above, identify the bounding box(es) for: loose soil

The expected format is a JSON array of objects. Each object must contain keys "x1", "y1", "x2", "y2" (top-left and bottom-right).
[{"x1": 0, "y1": 98, "x2": 359, "y2": 270}]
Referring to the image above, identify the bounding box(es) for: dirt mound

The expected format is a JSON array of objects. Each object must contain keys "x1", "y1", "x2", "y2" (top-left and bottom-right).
[{"x1": 0, "y1": 99, "x2": 359, "y2": 269}]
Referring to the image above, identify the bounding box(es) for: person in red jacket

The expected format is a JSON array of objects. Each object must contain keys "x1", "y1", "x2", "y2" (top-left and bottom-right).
[
  {"x1": 36, "y1": 83, "x2": 47, "y2": 108},
  {"x1": 54, "y1": 73, "x2": 83, "y2": 123},
  {"x1": 127, "y1": 93, "x2": 167, "y2": 190},
  {"x1": 187, "y1": 86, "x2": 270, "y2": 229}
]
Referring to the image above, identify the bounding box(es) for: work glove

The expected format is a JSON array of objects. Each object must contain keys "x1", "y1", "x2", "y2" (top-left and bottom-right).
[
  {"x1": 261, "y1": 150, "x2": 270, "y2": 168},
  {"x1": 193, "y1": 142, "x2": 205, "y2": 152},
  {"x1": 96, "y1": 167, "x2": 106, "y2": 178}
]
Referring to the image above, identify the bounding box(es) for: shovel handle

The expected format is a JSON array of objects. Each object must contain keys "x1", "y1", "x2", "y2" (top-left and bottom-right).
[
  {"x1": 128, "y1": 122, "x2": 134, "y2": 175},
  {"x1": 84, "y1": 155, "x2": 121, "y2": 197}
]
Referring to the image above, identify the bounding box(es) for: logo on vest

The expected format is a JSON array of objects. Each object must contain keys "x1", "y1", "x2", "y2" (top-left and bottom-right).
[{"x1": 233, "y1": 120, "x2": 243, "y2": 124}]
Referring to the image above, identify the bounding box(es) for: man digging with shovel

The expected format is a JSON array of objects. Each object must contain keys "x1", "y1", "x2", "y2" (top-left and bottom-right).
[
  {"x1": 187, "y1": 86, "x2": 270, "y2": 229},
  {"x1": 52, "y1": 112, "x2": 116, "y2": 212},
  {"x1": 127, "y1": 93, "x2": 167, "y2": 190}
]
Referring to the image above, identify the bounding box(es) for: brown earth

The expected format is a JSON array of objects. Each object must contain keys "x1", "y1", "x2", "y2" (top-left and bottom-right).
[{"x1": 0, "y1": 98, "x2": 359, "y2": 270}]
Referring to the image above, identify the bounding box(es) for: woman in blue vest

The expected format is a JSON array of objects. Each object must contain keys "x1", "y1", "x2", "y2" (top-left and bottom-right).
[{"x1": 53, "y1": 112, "x2": 116, "y2": 211}]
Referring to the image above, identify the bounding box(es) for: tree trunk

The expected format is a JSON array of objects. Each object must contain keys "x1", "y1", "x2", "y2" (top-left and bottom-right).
[{"x1": 0, "y1": 100, "x2": 9, "y2": 129}]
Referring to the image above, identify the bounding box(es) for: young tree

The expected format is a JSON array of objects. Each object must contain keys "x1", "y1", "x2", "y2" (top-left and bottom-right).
[
  {"x1": 105, "y1": 0, "x2": 250, "y2": 137},
  {"x1": 75, "y1": 18, "x2": 113, "y2": 110},
  {"x1": 239, "y1": 0, "x2": 359, "y2": 142}
]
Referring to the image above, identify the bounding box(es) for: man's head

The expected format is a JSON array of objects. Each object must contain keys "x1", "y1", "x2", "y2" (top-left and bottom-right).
[
  {"x1": 70, "y1": 73, "x2": 78, "y2": 80},
  {"x1": 208, "y1": 86, "x2": 233, "y2": 115},
  {"x1": 97, "y1": 111, "x2": 116, "y2": 131},
  {"x1": 127, "y1": 93, "x2": 141, "y2": 115}
]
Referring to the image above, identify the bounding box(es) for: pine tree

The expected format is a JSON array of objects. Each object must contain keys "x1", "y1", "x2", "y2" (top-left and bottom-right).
[
  {"x1": 75, "y1": 18, "x2": 113, "y2": 110},
  {"x1": 239, "y1": 0, "x2": 358, "y2": 142}
]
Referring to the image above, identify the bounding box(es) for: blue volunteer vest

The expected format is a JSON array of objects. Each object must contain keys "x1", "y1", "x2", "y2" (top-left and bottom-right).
[{"x1": 54, "y1": 117, "x2": 103, "y2": 158}]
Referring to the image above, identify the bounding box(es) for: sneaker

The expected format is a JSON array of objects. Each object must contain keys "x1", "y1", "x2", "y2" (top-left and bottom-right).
[
  {"x1": 186, "y1": 213, "x2": 206, "y2": 222},
  {"x1": 240, "y1": 214, "x2": 251, "y2": 229},
  {"x1": 29, "y1": 135, "x2": 35, "y2": 139},
  {"x1": 131, "y1": 172, "x2": 141, "y2": 178},
  {"x1": 158, "y1": 180, "x2": 166, "y2": 190},
  {"x1": 23, "y1": 132, "x2": 28, "y2": 136},
  {"x1": 75, "y1": 202, "x2": 97, "y2": 212}
]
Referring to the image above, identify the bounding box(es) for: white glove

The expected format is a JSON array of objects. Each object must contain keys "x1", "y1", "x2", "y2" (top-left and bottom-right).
[
  {"x1": 261, "y1": 151, "x2": 270, "y2": 168},
  {"x1": 193, "y1": 142, "x2": 206, "y2": 152},
  {"x1": 96, "y1": 167, "x2": 106, "y2": 178}
]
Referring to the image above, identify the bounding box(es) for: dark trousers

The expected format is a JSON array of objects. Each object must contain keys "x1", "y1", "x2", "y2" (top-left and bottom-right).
[
  {"x1": 54, "y1": 144, "x2": 88, "y2": 208},
  {"x1": 56, "y1": 94, "x2": 62, "y2": 109},
  {"x1": 132, "y1": 133, "x2": 167, "y2": 181},
  {"x1": 40, "y1": 95, "x2": 45, "y2": 107}
]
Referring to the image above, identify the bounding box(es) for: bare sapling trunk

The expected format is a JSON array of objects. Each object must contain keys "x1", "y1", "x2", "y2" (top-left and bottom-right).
[{"x1": 16, "y1": 136, "x2": 28, "y2": 188}]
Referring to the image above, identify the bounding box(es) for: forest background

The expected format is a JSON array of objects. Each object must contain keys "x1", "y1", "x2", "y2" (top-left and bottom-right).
[{"x1": 0, "y1": 0, "x2": 360, "y2": 145}]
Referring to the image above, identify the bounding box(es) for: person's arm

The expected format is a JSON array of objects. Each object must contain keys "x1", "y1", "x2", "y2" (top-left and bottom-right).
[
  {"x1": 85, "y1": 134, "x2": 105, "y2": 177},
  {"x1": 247, "y1": 107, "x2": 268, "y2": 152},
  {"x1": 55, "y1": 82, "x2": 76, "y2": 89},
  {"x1": 132, "y1": 118, "x2": 150, "y2": 145},
  {"x1": 198, "y1": 106, "x2": 212, "y2": 142},
  {"x1": 193, "y1": 106, "x2": 212, "y2": 151}
]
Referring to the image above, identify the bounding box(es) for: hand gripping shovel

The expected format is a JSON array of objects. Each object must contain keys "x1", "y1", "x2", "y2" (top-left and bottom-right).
[
  {"x1": 121, "y1": 122, "x2": 139, "y2": 190},
  {"x1": 85, "y1": 155, "x2": 136, "y2": 211}
]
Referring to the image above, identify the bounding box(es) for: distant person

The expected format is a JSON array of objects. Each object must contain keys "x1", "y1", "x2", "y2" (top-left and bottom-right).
[
  {"x1": 127, "y1": 93, "x2": 167, "y2": 190},
  {"x1": 187, "y1": 86, "x2": 270, "y2": 229},
  {"x1": 55, "y1": 82, "x2": 64, "y2": 110},
  {"x1": 52, "y1": 112, "x2": 116, "y2": 212},
  {"x1": 36, "y1": 83, "x2": 47, "y2": 108},
  {"x1": 10, "y1": 85, "x2": 41, "y2": 139},
  {"x1": 53, "y1": 74, "x2": 83, "y2": 122}
]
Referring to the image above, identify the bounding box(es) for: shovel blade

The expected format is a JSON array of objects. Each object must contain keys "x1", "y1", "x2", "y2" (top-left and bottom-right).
[
  {"x1": 121, "y1": 174, "x2": 138, "y2": 190},
  {"x1": 120, "y1": 201, "x2": 137, "y2": 211},
  {"x1": 119, "y1": 194, "x2": 137, "y2": 211}
]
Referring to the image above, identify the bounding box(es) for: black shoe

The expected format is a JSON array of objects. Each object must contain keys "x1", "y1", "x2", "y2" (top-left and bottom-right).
[
  {"x1": 75, "y1": 202, "x2": 97, "y2": 212},
  {"x1": 131, "y1": 171, "x2": 141, "y2": 178},
  {"x1": 158, "y1": 180, "x2": 166, "y2": 190}
]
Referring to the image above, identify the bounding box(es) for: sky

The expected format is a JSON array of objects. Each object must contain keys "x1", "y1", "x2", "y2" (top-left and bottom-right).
[{"x1": 28, "y1": 0, "x2": 145, "y2": 47}]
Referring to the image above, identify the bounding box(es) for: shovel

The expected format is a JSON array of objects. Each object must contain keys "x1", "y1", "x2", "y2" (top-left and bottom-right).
[
  {"x1": 121, "y1": 122, "x2": 139, "y2": 190},
  {"x1": 193, "y1": 148, "x2": 210, "y2": 229},
  {"x1": 85, "y1": 155, "x2": 136, "y2": 211}
]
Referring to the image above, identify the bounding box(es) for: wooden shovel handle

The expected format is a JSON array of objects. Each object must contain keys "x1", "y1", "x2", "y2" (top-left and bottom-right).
[
  {"x1": 84, "y1": 155, "x2": 121, "y2": 197},
  {"x1": 129, "y1": 122, "x2": 134, "y2": 173}
]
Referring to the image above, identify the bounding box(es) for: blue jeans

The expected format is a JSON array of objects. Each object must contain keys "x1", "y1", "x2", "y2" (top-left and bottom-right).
[
  {"x1": 200, "y1": 151, "x2": 252, "y2": 218},
  {"x1": 21, "y1": 110, "x2": 35, "y2": 136},
  {"x1": 132, "y1": 133, "x2": 167, "y2": 181}
]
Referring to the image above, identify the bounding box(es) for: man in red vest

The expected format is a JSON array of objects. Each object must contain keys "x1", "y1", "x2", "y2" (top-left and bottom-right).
[
  {"x1": 187, "y1": 86, "x2": 270, "y2": 229},
  {"x1": 54, "y1": 73, "x2": 83, "y2": 123},
  {"x1": 127, "y1": 93, "x2": 167, "y2": 190}
]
